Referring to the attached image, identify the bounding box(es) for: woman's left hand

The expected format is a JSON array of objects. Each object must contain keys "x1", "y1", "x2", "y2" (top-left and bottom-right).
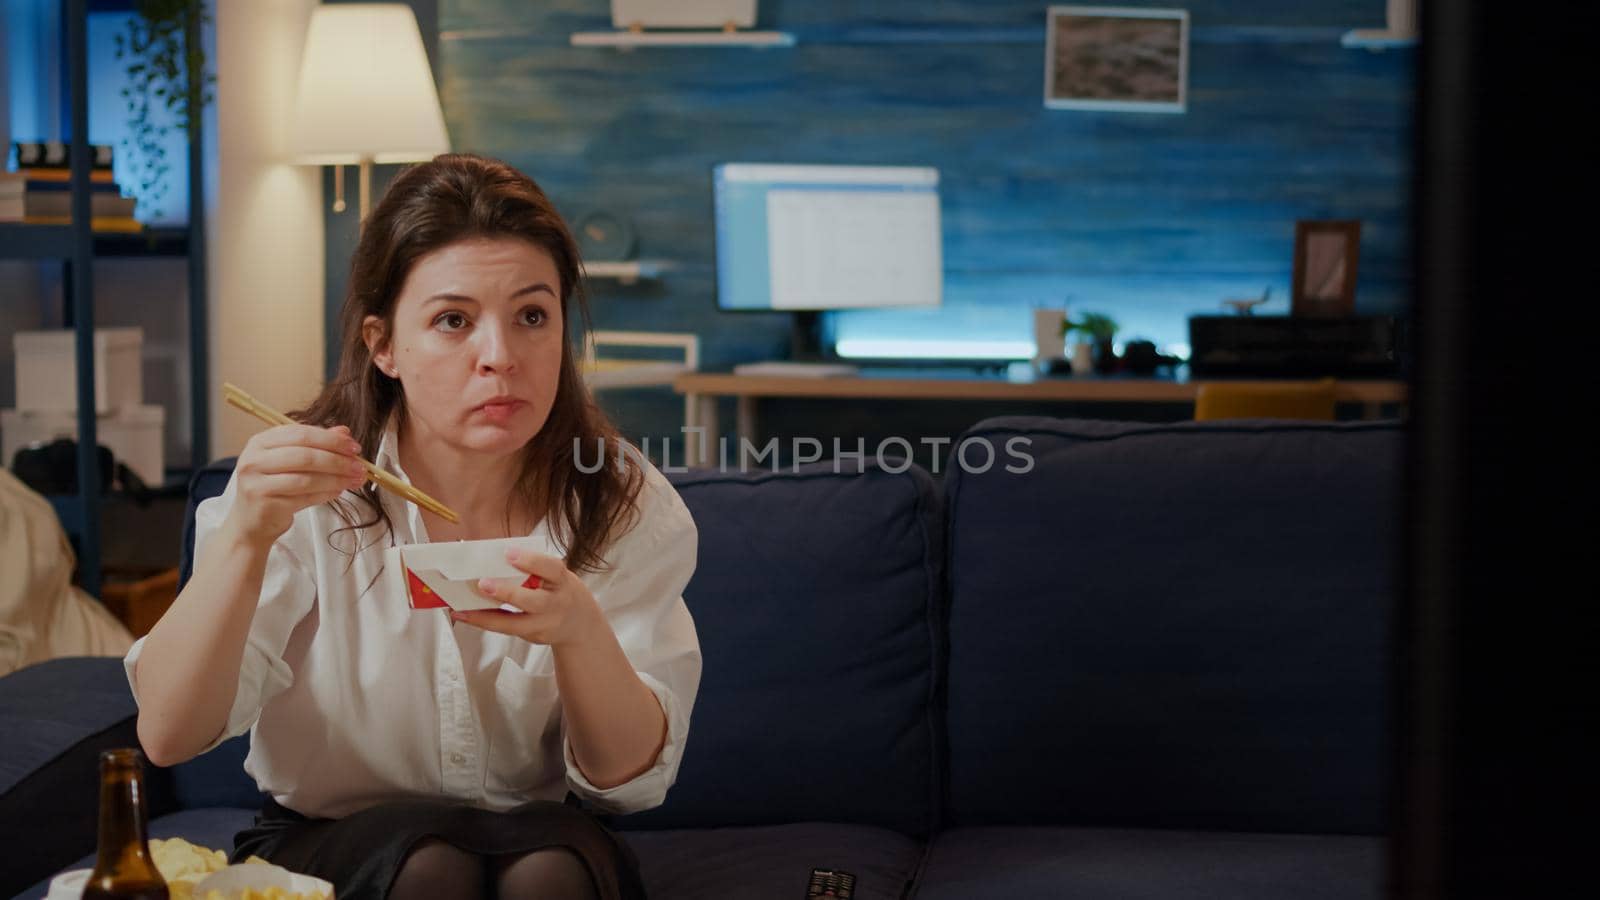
[{"x1": 450, "y1": 548, "x2": 606, "y2": 648}]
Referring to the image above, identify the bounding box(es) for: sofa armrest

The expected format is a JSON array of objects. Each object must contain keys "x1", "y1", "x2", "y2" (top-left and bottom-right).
[{"x1": 0, "y1": 657, "x2": 142, "y2": 897}]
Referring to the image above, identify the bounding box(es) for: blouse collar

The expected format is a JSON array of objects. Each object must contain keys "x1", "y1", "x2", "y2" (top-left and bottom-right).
[{"x1": 372, "y1": 413, "x2": 406, "y2": 480}]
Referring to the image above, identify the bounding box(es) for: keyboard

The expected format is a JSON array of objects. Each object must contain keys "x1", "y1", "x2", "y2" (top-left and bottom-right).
[{"x1": 732, "y1": 361, "x2": 861, "y2": 377}]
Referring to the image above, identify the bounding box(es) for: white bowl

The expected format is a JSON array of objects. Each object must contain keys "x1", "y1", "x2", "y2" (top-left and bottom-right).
[
  {"x1": 45, "y1": 863, "x2": 335, "y2": 899},
  {"x1": 193, "y1": 862, "x2": 335, "y2": 898},
  {"x1": 45, "y1": 869, "x2": 89, "y2": 900}
]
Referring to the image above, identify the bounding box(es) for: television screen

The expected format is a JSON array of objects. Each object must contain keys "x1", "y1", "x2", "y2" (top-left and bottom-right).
[{"x1": 713, "y1": 163, "x2": 943, "y2": 311}]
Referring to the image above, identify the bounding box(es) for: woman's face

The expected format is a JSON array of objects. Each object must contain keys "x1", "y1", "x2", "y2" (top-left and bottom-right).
[{"x1": 366, "y1": 237, "x2": 565, "y2": 458}]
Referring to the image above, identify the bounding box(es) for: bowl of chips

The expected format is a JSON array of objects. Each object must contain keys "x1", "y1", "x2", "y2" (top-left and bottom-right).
[
  {"x1": 44, "y1": 838, "x2": 332, "y2": 899},
  {"x1": 153, "y1": 837, "x2": 332, "y2": 900},
  {"x1": 190, "y1": 861, "x2": 333, "y2": 900}
]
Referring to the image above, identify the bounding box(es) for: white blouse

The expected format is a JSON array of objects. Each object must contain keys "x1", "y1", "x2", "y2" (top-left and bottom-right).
[{"x1": 124, "y1": 427, "x2": 701, "y2": 819}]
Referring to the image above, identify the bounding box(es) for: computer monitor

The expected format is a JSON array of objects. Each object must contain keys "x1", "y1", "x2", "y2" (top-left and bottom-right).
[{"x1": 713, "y1": 163, "x2": 943, "y2": 313}]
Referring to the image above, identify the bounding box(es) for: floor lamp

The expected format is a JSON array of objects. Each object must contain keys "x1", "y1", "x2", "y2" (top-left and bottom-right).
[{"x1": 289, "y1": 3, "x2": 450, "y2": 222}]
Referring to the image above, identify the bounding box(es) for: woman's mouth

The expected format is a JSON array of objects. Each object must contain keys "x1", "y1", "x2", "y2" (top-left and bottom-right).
[{"x1": 472, "y1": 397, "x2": 526, "y2": 422}]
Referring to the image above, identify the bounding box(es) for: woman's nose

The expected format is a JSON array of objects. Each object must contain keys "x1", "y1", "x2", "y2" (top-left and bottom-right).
[{"x1": 476, "y1": 323, "x2": 517, "y2": 374}]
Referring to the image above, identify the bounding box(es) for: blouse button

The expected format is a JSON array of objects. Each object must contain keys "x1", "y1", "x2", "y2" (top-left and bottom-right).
[{"x1": 450, "y1": 752, "x2": 466, "y2": 766}]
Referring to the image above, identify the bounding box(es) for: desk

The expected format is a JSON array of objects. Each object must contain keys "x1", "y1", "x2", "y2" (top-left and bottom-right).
[{"x1": 673, "y1": 369, "x2": 1406, "y2": 464}]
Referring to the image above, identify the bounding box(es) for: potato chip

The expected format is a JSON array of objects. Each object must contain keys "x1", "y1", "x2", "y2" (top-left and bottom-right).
[
  {"x1": 150, "y1": 836, "x2": 230, "y2": 884},
  {"x1": 151, "y1": 839, "x2": 329, "y2": 900}
]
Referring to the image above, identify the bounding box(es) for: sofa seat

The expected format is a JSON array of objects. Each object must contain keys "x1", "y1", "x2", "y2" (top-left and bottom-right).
[
  {"x1": 19, "y1": 807, "x2": 259, "y2": 899},
  {"x1": 914, "y1": 826, "x2": 1381, "y2": 900},
  {"x1": 24, "y1": 817, "x2": 925, "y2": 900},
  {"x1": 626, "y1": 822, "x2": 924, "y2": 900}
]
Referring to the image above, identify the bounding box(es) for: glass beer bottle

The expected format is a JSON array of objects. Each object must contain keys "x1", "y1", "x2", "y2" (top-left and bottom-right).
[{"x1": 82, "y1": 748, "x2": 169, "y2": 900}]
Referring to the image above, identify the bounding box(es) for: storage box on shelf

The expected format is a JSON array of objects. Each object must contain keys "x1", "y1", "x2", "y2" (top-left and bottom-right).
[
  {"x1": 0, "y1": 405, "x2": 165, "y2": 486},
  {"x1": 2, "y1": 326, "x2": 164, "y2": 484},
  {"x1": 13, "y1": 328, "x2": 144, "y2": 414}
]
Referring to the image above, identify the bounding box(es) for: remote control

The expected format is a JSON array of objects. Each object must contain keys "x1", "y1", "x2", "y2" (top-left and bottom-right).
[{"x1": 806, "y1": 867, "x2": 856, "y2": 898}]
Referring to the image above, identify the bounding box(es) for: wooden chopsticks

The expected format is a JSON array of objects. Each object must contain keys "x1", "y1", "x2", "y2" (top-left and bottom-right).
[{"x1": 221, "y1": 382, "x2": 460, "y2": 523}]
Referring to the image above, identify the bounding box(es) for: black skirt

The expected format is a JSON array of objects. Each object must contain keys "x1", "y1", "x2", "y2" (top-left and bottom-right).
[{"x1": 230, "y1": 794, "x2": 646, "y2": 900}]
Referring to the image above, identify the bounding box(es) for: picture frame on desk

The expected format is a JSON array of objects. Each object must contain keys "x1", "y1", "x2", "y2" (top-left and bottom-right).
[
  {"x1": 1292, "y1": 220, "x2": 1361, "y2": 318},
  {"x1": 1044, "y1": 6, "x2": 1189, "y2": 113}
]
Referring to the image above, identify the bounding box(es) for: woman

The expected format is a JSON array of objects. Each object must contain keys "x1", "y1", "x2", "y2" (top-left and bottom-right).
[{"x1": 126, "y1": 154, "x2": 700, "y2": 900}]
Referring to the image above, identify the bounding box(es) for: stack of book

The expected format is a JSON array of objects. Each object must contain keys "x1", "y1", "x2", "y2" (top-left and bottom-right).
[{"x1": 0, "y1": 141, "x2": 140, "y2": 232}]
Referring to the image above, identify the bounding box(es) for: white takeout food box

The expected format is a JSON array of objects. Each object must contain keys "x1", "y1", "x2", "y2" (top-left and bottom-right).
[{"x1": 385, "y1": 537, "x2": 540, "y2": 612}]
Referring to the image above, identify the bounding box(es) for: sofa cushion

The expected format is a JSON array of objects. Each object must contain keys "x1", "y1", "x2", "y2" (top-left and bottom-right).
[
  {"x1": 914, "y1": 826, "x2": 1381, "y2": 900},
  {"x1": 172, "y1": 458, "x2": 268, "y2": 811},
  {"x1": 0, "y1": 657, "x2": 137, "y2": 797},
  {"x1": 176, "y1": 457, "x2": 946, "y2": 835},
  {"x1": 0, "y1": 657, "x2": 141, "y2": 896},
  {"x1": 0, "y1": 656, "x2": 261, "y2": 896},
  {"x1": 179, "y1": 457, "x2": 237, "y2": 589},
  {"x1": 17, "y1": 807, "x2": 260, "y2": 900},
  {"x1": 943, "y1": 418, "x2": 1399, "y2": 833},
  {"x1": 625, "y1": 823, "x2": 923, "y2": 900},
  {"x1": 618, "y1": 461, "x2": 944, "y2": 836},
  {"x1": 162, "y1": 735, "x2": 261, "y2": 812}
]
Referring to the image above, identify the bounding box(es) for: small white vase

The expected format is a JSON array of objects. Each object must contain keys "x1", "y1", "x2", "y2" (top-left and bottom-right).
[
  {"x1": 1070, "y1": 340, "x2": 1094, "y2": 375},
  {"x1": 1033, "y1": 309, "x2": 1067, "y2": 361}
]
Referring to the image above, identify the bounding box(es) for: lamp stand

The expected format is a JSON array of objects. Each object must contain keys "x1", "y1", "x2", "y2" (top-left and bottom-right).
[
  {"x1": 331, "y1": 165, "x2": 347, "y2": 213},
  {"x1": 358, "y1": 155, "x2": 374, "y2": 222}
]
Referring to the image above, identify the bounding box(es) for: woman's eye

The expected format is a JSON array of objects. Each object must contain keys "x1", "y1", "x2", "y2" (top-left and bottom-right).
[
  {"x1": 520, "y1": 307, "x2": 547, "y2": 327},
  {"x1": 433, "y1": 312, "x2": 469, "y2": 331}
]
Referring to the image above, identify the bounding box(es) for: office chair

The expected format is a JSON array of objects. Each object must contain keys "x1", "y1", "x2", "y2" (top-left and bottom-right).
[{"x1": 1193, "y1": 377, "x2": 1338, "y2": 421}]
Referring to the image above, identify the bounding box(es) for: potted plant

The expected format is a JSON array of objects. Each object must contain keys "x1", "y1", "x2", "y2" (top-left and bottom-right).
[
  {"x1": 114, "y1": 0, "x2": 214, "y2": 219},
  {"x1": 1062, "y1": 311, "x2": 1119, "y2": 374}
]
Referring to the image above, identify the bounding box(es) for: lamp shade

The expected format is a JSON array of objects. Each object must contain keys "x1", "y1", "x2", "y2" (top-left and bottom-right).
[{"x1": 289, "y1": 4, "x2": 450, "y2": 164}]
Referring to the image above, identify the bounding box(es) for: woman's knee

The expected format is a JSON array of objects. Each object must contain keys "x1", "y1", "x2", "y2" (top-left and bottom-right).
[
  {"x1": 388, "y1": 838, "x2": 484, "y2": 900},
  {"x1": 493, "y1": 846, "x2": 597, "y2": 900}
]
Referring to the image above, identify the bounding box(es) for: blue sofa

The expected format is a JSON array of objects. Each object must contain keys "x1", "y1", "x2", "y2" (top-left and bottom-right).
[{"x1": 1, "y1": 416, "x2": 1400, "y2": 899}]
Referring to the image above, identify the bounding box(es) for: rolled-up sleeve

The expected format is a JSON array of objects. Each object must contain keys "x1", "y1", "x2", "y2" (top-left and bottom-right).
[
  {"x1": 122, "y1": 477, "x2": 316, "y2": 755},
  {"x1": 560, "y1": 471, "x2": 701, "y2": 814}
]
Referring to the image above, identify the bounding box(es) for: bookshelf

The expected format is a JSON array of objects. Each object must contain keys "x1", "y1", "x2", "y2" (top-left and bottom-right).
[
  {"x1": 0, "y1": 223, "x2": 189, "y2": 259},
  {"x1": 0, "y1": 0, "x2": 208, "y2": 596}
]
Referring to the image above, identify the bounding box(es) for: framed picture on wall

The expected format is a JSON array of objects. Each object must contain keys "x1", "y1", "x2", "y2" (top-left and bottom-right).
[
  {"x1": 1291, "y1": 220, "x2": 1362, "y2": 318},
  {"x1": 1045, "y1": 6, "x2": 1189, "y2": 113}
]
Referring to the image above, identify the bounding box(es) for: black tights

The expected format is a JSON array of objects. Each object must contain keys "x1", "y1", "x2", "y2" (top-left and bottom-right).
[{"x1": 387, "y1": 838, "x2": 599, "y2": 900}]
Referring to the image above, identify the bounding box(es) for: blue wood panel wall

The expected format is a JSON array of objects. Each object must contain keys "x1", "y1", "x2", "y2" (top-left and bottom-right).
[
  {"x1": 328, "y1": 1, "x2": 1409, "y2": 447},
  {"x1": 434, "y1": 0, "x2": 1411, "y2": 365}
]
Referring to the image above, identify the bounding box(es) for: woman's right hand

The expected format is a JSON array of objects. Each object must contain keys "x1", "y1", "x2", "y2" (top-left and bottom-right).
[{"x1": 222, "y1": 423, "x2": 368, "y2": 548}]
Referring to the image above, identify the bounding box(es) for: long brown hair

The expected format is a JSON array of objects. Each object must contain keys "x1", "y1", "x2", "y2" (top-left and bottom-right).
[{"x1": 294, "y1": 153, "x2": 643, "y2": 573}]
